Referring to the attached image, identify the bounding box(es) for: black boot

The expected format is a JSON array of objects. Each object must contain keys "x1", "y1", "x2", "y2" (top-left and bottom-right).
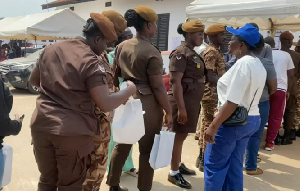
[
  {"x1": 274, "y1": 133, "x2": 282, "y2": 145},
  {"x1": 168, "y1": 173, "x2": 192, "y2": 189},
  {"x1": 110, "y1": 185, "x2": 128, "y2": 191},
  {"x1": 179, "y1": 163, "x2": 196, "y2": 175},
  {"x1": 195, "y1": 149, "x2": 203, "y2": 168},
  {"x1": 281, "y1": 130, "x2": 293, "y2": 145},
  {"x1": 296, "y1": 128, "x2": 300, "y2": 137},
  {"x1": 199, "y1": 157, "x2": 204, "y2": 172},
  {"x1": 290, "y1": 129, "x2": 296, "y2": 140}
]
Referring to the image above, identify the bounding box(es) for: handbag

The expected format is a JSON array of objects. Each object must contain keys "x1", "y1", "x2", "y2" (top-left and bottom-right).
[{"x1": 222, "y1": 89, "x2": 258, "y2": 126}]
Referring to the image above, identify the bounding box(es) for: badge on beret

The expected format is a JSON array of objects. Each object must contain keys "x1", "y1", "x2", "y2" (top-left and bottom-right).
[
  {"x1": 176, "y1": 56, "x2": 182, "y2": 60},
  {"x1": 99, "y1": 65, "x2": 105, "y2": 72},
  {"x1": 197, "y1": 63, "x2": 201, "y2": 68}
]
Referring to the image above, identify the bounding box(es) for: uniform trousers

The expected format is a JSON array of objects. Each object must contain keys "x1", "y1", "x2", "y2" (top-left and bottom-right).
[
  {"x1": 283, "y1": 94, "x2": 297, "y2": 131},
  {"x1": 204, "y1": 116, "x2": 260, "y2": 191},
  {"x1": 32, "y1": 130, "x2": 93, "y2": 191},
  {"x1": 266, "y1": 90, "x2": 286, "y2": 144},
  {"x1": 294, "y1": 80, "x2": 300, "y2": 128}
]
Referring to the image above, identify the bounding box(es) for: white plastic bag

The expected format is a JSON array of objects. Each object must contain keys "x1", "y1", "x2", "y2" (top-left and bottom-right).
[
  {"x1": 149, "y1": 128, "x2": 175, "y2": 169},
  {"x1": 112, "y1": 97, "x2": 145, "y2": 144},
  {"x1": 0, "y1": 143, "x2": 13, "y2": 187}
]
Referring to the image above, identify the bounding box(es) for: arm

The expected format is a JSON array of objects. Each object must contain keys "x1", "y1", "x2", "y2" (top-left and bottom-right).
[
  {"x1": 29, "y1": 65, "x2": 40, "y2": 87},
  {"x1": 89, "y1": 82, "x2": 136, "y2": 112},
  {"x1": 287, "y1": 69, "x2": 295, "y2": 99},
  {"x1": 206, "y1": 70, "x2": 218, "y2": 85},
  {"x1": 0, "y1": 118, "x2": 22, "y2": 137},
  {"x1": 203, "y1": 49, "x2": 219, "y2": 85},
  {"x1": 267, "y1": 80, "x2": 277, "y2": 96}
]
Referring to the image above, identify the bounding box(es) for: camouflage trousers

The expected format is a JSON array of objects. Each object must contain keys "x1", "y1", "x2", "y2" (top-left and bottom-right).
[
  {"x1": 199, "y1": 100, "x2": 218, "y2": 151},
  {"x1": 83, "y1": 119, "x2": 111, "y2": 191},
  {"x1": 294, "y1": 79, "x2": 300, "y2": 129},
  {"x1": 195, "y1": 112, "x2": 203, "y2": 138}
]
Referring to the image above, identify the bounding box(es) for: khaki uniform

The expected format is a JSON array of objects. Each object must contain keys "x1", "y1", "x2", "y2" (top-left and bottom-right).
[
  {"x1": 30, "y1": 37, "x2": 107, "y2": 191},
  {"x1": 168, "y1": 43, "x2": 205, "y2": 133},
  {"x1": 283, "y1": 50, "x2": 300, "y2": 130},
  {"x1": 107, "y1": 36, "x2": 164, "y2": 191},
  {"x1": 199, "y1": 44, "x2": 226, "y2": 151},
  {"x1": 83, "y1": 53, "x2": 117, "y2": 191},
  {"x1": 294, "y1": 79, "x2": 300, "y2": 129}
]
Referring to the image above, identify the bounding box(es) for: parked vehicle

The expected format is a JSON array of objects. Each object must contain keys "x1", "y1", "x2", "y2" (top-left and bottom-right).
[
  {"x1": 21, "y1": 47, "x2": 39, "y2": 57},
  {"x1": 0, "y1": 49, "x2": 44, "y2": 94}
]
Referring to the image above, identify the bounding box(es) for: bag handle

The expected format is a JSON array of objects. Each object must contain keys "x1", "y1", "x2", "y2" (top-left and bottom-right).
[{"x1": 247, "y1": 88, "x2": 258, "y2": 113}]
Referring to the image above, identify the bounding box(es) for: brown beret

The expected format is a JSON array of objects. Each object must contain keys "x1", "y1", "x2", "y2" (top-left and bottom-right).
[
  {"x1": 182, "y1": 21, "x2": 205, "y2": 33},
  {"x1": 280, "y1": 31, "x2": 294, "y2": 41},
  {"x1": 205, "y1": 25, "x2": 225, "y2": 35},
  {"x1": 102, "y1": 10, "x2": 127, "y2": 34},
  {"x1": 90, "y1": 13, "x2": 117, "y2": 41},
  {"x1": 134, "y1": 6, "x2": 158, "y2": 22}
]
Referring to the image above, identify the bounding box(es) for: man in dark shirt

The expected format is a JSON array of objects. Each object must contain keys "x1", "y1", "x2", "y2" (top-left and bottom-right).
[{"x1": 12, "y1": 42, "x2": 21, "y2": 58}]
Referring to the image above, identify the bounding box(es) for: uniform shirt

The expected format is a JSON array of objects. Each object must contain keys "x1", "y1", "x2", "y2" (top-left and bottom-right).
[
  {"x1": 194, "y1": 42, "x2": 209, "y2": 56},
  {"x1": 202, "y1": 44, "x2": 226, "y2": 101},
  {"x1": 272, "y1": 49, "x2": 294, "y2": 91},
  {"x1": 169, "y1": 43, "x2": 205, "y2": 93},
  {"x1": 218, "y1": 55, "x2": 266, "y2": 116},
  {"x1": 285, "y1": 50, "x2": 300, "y2": 95},
  {"x1": 115, "y1": 36, "x2": 163, "y2": 81},
  {"x1": 30, "y1": 37, "x2": 107, "y2": 136}
]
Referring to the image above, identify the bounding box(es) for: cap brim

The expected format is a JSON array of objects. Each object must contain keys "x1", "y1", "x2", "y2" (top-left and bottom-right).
[{"x1": 226, "y1": 27, "x2": 240, "y2": 36}]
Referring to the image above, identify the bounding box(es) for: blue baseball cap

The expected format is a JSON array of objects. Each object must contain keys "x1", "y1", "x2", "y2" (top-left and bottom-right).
[{"x1": 226, "y1": 23, "x2": 260, "y2": 47}]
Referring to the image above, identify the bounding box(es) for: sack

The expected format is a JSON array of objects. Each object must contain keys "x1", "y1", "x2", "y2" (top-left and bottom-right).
[
  {"x1": 112, "y1": 97, "x2": 145, "y2": 144},
  {"x1": 223, "y1": 89, "x2": 258, "y2": 127},
  {"x1": 149, "y1": 129, "x2": 175, "y2": 169},
  {"x1": 0, "y1": 143, "x2": 13, "y2": 187}
]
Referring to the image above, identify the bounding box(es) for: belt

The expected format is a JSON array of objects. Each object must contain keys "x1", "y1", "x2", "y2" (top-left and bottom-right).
[
  {"x1": 182, "y1": 78, "x2": 205, "y2": 83},
  {"x1": 126, "y1": 78, "x2": 149, "y2": 84}
]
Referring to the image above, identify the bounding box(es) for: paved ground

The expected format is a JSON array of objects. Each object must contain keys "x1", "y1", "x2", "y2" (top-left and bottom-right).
[{"x1": 2, "y1": 88, "x2": 300, "y2": 191}]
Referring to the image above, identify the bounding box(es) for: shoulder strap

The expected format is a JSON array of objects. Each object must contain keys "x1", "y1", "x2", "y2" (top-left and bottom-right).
[{"x1": 247, "y1": 88, "x2": 259, "y2": 113}]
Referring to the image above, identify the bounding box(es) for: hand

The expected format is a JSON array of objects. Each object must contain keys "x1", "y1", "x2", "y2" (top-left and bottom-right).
[
  {"x1": 177, "y1": 108, "x2": 187, "y2": 125},
  {"x1": 14, "y1": 114, "x2": 20, "y2": 120},
  {"x1": 163, "y1": 113, "x2": 173, "y2": 130},
  {"x1": 204, "y1": 123, "x2": 219, "y2": 144},
  {"x1": 127, "y1": 81, "x2": 136, "y2": 95},
  {"x1": 286, "y1": 92, "x2": 290, "y2": 100}
]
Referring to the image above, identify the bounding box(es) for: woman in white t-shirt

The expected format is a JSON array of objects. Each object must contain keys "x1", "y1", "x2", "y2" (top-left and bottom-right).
[{"x1": 203, "y1": 24, "x2": 267, "y2": 191}]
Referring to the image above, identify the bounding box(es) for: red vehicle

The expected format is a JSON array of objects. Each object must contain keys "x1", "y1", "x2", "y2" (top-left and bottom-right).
[{"x1": 162, "y1": 73, "x2": 170, "y2": 92}]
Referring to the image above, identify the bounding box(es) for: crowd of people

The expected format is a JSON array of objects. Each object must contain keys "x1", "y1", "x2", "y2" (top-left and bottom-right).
[
  {"x1": 0, "y1": 41, "x2": 22, "y2": 62},
  {"x1": 1, "y1": 4, "x2": 300, "y2": 191}
]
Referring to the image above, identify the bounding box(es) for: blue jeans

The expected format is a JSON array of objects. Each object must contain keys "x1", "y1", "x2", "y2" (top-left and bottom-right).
[
  {"x1": 245, "y1": 101, "x2": 270, "y2": 171},
  {"x1": 204, "y1": 116, "x2": 260, "y2": 191}
]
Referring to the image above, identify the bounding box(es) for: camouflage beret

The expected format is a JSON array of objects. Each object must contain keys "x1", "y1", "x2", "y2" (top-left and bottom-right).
[
  {"x1": 182, "y1": 21, "x2": 205, "y2": 33},
  {"x1": 134, "y1": 6, "x2": 158, "y2": 22},
  {"x1": 205, "y1": 25, "x2": 225, "y2": 35},
  {"x1": 102, "y1": 10, "x2": 127, "y2": 34},
  {"x1": 90, "y1": 13, "x2": 117, "y2": 41}
]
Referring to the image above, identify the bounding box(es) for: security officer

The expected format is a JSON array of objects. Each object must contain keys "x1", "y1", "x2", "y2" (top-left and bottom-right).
[
  {"x1": 83, "y1": 10, "x2": 128, "y2": 191},
  {"x1": 196, "y1": 25, "x2": 226, "y2": 172},
  {"x1": 106, "y1": 6, "x2": 172, "y2": 191}
]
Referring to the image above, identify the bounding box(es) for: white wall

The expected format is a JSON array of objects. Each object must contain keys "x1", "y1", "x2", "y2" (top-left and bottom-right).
[{"x1": 57, "y1": 0, "x2": 193, "y2": 52}]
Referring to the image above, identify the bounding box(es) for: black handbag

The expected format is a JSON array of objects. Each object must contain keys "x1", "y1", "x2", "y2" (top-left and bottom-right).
[{"x1": 222, "y1": 89, "x2": 258, "y2": 127}]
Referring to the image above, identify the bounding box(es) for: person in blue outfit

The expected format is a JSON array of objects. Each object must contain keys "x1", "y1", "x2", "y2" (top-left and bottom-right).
[{"x1": 203, "y1": 24, "x2": 267, "y2": 191}]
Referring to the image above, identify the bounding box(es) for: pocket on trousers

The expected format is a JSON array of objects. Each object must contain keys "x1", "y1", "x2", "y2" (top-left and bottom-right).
[
  {"x1": 235, "y1": 119, "x2": 259, "y2": 138},
  {"x1": 74, "y1": 140, "x2": 93, "y2": 176}
]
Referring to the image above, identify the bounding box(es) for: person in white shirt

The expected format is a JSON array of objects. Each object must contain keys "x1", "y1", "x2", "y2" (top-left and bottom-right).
[
  {"x1": 203, "y1": 24, "x2": 266, "y2": 191},
  {"x1": 264, "y1": 35, "x2": 295, "y2": 151},
  {"x1": 194, "y1": 33, "x2": 209, "y2": 56}
]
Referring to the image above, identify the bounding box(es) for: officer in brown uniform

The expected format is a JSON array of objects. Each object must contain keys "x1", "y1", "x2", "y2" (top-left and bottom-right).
[
  {"x1": 29, "y1": 13, "x2": 136, "y2": 191},
  {"x1": 83, "y1": 10, "x2": 127, "y2": 191},
  {"x1": 106, "y1": 6, "x2": 172, "y2": 191},
  {"x1": 167, "y1": 21, "x2": 206, "y2": 189},
  {"x1": 294, "y1": 40, "x2": 300, "y2": 137},
  {"x1": 195, "y1": 25, "x2": 226, "y2": 172},
  {"x1": 281, "y1": 33, "x2": 300, "y2": 143}
]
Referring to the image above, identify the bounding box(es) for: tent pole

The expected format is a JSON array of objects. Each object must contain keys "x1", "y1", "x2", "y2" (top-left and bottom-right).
[
  {"x1": 268, "y1": 18, "x2": 276, "y2": 38},
  {"x1": 25, "y1": 39, "x2": 27, "y2": 57}
]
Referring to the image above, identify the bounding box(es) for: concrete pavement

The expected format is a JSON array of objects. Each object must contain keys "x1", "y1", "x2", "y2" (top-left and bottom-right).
[{"x1": 2, "y1": 88, "x2": 300, "y2": 191}]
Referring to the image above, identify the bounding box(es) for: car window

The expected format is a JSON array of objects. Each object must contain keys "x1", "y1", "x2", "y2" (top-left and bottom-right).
[{"x1": 26, "y1": 48, "x2": 45, "y2": 59}]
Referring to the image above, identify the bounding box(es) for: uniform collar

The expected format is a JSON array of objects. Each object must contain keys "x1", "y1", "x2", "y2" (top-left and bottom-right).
[
  {"x1": 209, "y1": 43, "x2": 220, "y2": 50},
  {"x1": 136, "y1": 35, "x2": 151, "y2": 43},
  {"x1": 182, "y1": 42, "x2": 194, "y2": 51}
]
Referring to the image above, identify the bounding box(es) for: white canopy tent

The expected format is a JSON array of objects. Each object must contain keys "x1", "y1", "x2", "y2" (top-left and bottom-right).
[
  {"x1": 186, "y1": 0, "x2": 300, "y2": 34},
  {"x1": 0, "y1": 9, "x2": 86, "y2": 40}
]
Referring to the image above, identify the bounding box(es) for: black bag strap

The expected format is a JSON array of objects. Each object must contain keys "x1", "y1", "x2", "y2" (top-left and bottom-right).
[{"x1": 247, "y1": 89, "x2": 259, "y2": 113}]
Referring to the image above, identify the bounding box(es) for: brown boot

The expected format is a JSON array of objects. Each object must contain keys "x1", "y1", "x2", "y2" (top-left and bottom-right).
[
  {"x1": 110, "y1": 185, "x2": 128, "y2": 191},
  {"x1": 195, "y1": 148, "x2": 203, "y2": 168}
]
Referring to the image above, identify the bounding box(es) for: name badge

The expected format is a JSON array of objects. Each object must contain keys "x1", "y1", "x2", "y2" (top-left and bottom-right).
[{"x1": 197, "y1": 63, "x2": 201, "y2": 68}]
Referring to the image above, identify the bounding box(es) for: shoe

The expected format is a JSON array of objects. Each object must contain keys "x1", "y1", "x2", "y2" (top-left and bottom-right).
[
  {"x1": 199, "y1": 160, "x2": 204, "y2": 172},
  {"x1": 179, "y1": 163, "x2": 196, "y2": 175},
  {"x1": 265, "y1": 143, "x2": 274, "y2": 151},
  {"x1": 246, "y1": 168, "x2": 263, "y2": 176},
  {"x1": 109, "y1": 185, "x2": 128, "y2": 191},
  {"x1": 281, "y1": 137, "x2": 293, "y2": 145},
  {"x1": 168, "y1": 173, "x2": 192, "y2": 189},
  {"x1": 295, "y1": 129, "x2": 300, "y2": 137},
  {"x1": 194, "y1": 135, "x2": 199, "y2": 140},
  {"x1": 290, "y1": 130, "x2": 296, "y2": 140},
  {"x1": 274, "y1": 135, "x2": 282, "y2": 145},
  {"x1": 195, "y1": 149, "x2": 203, "y2": 168}
]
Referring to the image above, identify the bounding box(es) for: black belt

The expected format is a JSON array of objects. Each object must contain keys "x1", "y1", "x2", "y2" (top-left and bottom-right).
[
  {"x1": 126, "y1": 78, "x2": 149, "y2": 84},
  {"x1": 182, "y1": 78, "x2": 205, "y2": 83}
]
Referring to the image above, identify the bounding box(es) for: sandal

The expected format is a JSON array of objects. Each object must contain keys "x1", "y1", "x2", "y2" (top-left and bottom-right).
[
  {"x1": 246, "y1": 168, "x2": 263, "y2": 176},
  {"x1": 125, "y1": 168, "x2": 139, "y2": 178},
  {"x1": 257, "y1": 156, "x2": 262, "y2": 163}
]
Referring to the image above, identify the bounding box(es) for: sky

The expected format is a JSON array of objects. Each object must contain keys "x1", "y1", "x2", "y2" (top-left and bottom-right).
[{"x1": 0, "y1": 0, "x2": 55, "y2": 18}]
